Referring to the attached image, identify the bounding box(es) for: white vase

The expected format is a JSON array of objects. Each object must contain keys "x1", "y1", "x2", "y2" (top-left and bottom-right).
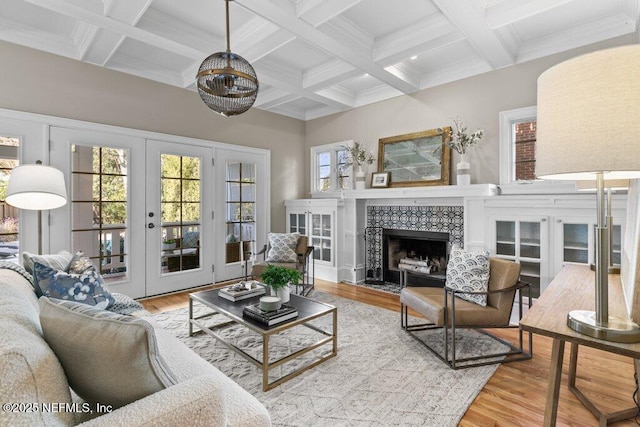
[
  {"x1": 276, "y1": 285, "x2": 290, "y2": 303},
  {"x1": 457, "y1": 153, "x2": 471, "y2": 185},
  {"x1": 355, "y1": 165, "x2": 366, "y2": 190}
]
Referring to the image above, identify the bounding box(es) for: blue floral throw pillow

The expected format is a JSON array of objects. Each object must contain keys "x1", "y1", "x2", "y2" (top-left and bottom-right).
[{"x1": 33, "y1": 262, "x2": 115, "y2": 310}]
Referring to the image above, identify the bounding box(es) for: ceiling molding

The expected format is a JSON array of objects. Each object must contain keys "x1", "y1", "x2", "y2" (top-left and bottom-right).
[
  {"x1": 2, "y1": 0, "x2": 637, "y2": 121},
  {"x1": 234, "y1": 0, "x2": 418, "y2": 93},
  {"x1": 431, "y1": 0, "x2": 515, "y2": 69}
]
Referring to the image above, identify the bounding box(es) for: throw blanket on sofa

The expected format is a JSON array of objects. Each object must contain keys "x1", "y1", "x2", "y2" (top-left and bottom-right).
[
  {"x1": 0, "y1": 261, "x2": 146, "y2": 316},
  {"x1": 0, "y1": 261, "x2": 33, "y2": 283}
]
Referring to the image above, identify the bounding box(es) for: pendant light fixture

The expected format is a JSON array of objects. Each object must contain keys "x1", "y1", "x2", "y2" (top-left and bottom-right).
[{"x1": 197, "y1": 0, "x2": 259, "y2": 117}]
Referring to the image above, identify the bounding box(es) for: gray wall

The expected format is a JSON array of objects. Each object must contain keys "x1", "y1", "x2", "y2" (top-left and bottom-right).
[
  {"x1": 305, "y1": 34, "x2": 636, "y2": 189},
  {"x1": 0, "y1": 40, "x2": 305, "y2": 232}
]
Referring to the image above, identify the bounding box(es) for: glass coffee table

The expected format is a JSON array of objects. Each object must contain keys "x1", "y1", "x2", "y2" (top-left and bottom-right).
[{"x1": 189, "y1": 289, "x2": 337, "y2": 391}]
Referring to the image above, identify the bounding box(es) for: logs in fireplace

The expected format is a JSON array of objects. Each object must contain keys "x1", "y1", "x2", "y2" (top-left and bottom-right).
[{"x1": 382, "y1": 229, "x2": 449, "y2": 287}]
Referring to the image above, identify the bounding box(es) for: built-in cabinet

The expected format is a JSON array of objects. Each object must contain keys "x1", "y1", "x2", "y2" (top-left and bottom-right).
[
  {"x1": 285, "y1": 199, "x2": 344, "y2": 282},
  {"x1": 554, "y1": 216, "x2": 622, "y2": 275},
  {"x1": 490, "y1": 216, "x2": 549, "y2": 298},
  {"x1": 476, "y1": 194, "x2": 627, "y2": 300}
]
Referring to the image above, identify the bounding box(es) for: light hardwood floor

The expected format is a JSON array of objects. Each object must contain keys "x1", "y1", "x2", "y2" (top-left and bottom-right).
[{"x1": 140, "y1": 279, "x2": 639, "y2": 426}]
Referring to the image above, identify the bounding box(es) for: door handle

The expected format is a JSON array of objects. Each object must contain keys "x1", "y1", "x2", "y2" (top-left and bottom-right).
[{"x1": 148, "y1": 223, "x2": 155, "y2": 229}]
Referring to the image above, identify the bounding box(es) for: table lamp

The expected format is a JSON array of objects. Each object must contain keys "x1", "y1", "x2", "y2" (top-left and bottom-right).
[
  {"x1": 576, "y1": 179, "x2": 629, "y2": 274},
  {"x1": 6, "y1": 161, "x2": 67, "y2": 254},
  {"x1": 536, "y1": 45, "x2": 640, "y2": 343}
]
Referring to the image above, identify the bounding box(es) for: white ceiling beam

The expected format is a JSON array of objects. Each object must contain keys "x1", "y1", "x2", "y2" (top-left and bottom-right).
[
  {"x1": 137, "y1": 8, "x2": 221, "y2": 54},
  {"x1": 305, "y1": 105, "x2": 343, "y2": 121},
  {"x1": 254, "y1": 87, "x2": 300, "y2": 109},
  {"x1": 373, "y1": 15, "x2": 463, "y2": 66},
  {"x1": 486, "y1": 0, "x2": 576, "y2": 29},
  {"x1": 108, "y1": 52, "x2": 185, "y2": 87},
  {"x1": 0, "y1": 17, "x2": 78, "y2": 59},
  {"x1": 297, "y1": 0, "x2": 363, "y2": 27},
  {"x1": 103, "y1": 0, "x2": 153, "y2": 25},
  {"x1": 233, "y1": 19, "x2": 295, "y2": 63},
  {"x1": 22, "y1": 0, "x2": 205, "y2": 60},
  {"x1": 315, "y1": 86, "x2": 356, "y2": 108},
  {"x1": 234, "y1": 0, "x2": 418, "y2": 93},
  {"x1": 431, "y1": 0, "x2": 515, "y2": 69},
  {"x1": 516, "y1": 14, "x2": 635, "y2": 63},
  {"x1": 303, "y1": 59, "x2": 360, "y2": 91},
  {"x1": 81, "y1": 0, "x2": 153, "y2": 65},
  {"x1": 256, "y1": 57, "x2": 353, "y2": 109}
]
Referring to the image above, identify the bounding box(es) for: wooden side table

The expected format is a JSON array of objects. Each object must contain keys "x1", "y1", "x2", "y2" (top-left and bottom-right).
[{"x1": 520, "y1": 264, "x2": 640, "y2": 426}]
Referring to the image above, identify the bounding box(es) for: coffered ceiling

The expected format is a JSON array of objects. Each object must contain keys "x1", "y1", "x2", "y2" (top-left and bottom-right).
[{"x1": 1, "y1": 0, "x2": 638, "y2": 120}]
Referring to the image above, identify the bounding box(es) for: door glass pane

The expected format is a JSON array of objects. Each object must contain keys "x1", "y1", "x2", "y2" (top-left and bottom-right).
[
  {"x1": 520, "y1": 222, "x2": 540, "y2": 259},
  {"x1": 72, "y1": 146, "x2": 128, "y2": 281},
  {"x1": 564, "y1": 223, "x2": 588, "y2": 264},
  {"x1": 496, "y1": 221, "x2": 515, "y2": 256},
  {"x1": 160, "y1": 154, "x2": 201, "y2": 273},
  {"x1": 0, "y1": 136, "x2": 20, "y2": 263},
  {"x1": 225, "y1": 162, "x2": 256, "y2": 264},
  {"x1": 612, "y1": 225, "x2": 622, "y2": 266}
]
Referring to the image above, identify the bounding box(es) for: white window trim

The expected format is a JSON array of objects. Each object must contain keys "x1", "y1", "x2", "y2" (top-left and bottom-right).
[
  {"x1": 310, "y1": 140, "x2": 352, "y2": 194},
  {"x1": 499, "y1": 106, "x2": 537, "y2": 185},
  {"x1": 498, "y1": 106, "x2": 577, "y2": 195}
]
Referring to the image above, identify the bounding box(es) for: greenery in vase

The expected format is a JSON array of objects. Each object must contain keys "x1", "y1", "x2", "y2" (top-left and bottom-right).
[
  {"x1": 260, "y1": 265, "x2": 302, "y2": 290},
  {"x1": 447, "y1": 117, "x2": 484, "y2": 155},
  {"x1": 342, "y1": 142, "x2": 375, "y2": 168}
]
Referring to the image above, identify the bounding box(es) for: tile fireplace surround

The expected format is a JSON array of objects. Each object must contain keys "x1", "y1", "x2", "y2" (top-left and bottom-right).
[{"x1": 365, "y1": 205, "x2": 463, "y2": 284}]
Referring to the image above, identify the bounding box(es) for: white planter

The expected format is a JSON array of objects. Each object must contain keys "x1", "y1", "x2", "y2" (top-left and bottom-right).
[
  {"x1": 355, "y1": 166, "x2": 366, "y2": 190},
  {"x1": 457, "y1": 155, "x2": 471, "y2": 185},
  {"x1": 275, "y1": 285, "x2": 291, "y2": 303}
]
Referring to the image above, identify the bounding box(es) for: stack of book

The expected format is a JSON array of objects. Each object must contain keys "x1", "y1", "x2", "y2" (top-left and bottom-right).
[
  {"x1": 243, "y1": 303, "x2": 298, "y2": 326},
  {"x1": 218, "y1": 282, "x2": 265, "y2": 302}
]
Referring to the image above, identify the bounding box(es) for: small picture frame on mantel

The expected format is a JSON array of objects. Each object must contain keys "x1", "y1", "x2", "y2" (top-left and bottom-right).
[{"x1": 371, "y1": 172, "x2": 390, "y2": 188}]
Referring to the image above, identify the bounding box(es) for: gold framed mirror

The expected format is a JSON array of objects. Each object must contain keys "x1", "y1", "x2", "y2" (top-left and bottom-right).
[{"x1": 378, "y1": 127, "x2": 451, "y2": 187}]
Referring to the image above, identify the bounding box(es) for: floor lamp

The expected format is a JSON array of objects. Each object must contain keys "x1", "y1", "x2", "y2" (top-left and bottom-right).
[
  {"x1": 6, "y1": 161, "x2": 67, "y2": 255},
  {"x1": 536, "y1": 45, "x2": 640, "y2": 343}
]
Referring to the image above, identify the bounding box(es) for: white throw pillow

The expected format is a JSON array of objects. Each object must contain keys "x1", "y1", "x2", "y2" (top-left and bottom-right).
[
  {"x1": 22, "y1": 250, "x2": 73, "y2": 275},
  {"x1": 39, "y1": 297, "x2": 177, "y2": 409},
  {"x1": 266, "y1": 232, "x2": 300, "y2": 263},
  {"x1": 445, "y1": 246, "x2": 491, "y2": 307}
]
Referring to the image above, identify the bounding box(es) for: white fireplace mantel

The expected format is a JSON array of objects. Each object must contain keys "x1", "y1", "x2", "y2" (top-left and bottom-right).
[{"x1": 311, "y1": 183, "x2": 499, "y2": 202}]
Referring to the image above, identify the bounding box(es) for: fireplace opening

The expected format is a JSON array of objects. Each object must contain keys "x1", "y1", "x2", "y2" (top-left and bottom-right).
[{"x1": 382, "y1": 229, "x2": 449, "y2": 287}]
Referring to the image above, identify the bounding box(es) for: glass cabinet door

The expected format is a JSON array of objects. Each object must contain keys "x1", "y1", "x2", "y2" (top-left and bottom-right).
[
  {"x1": 311, "y1": 213, "x2": 332, "y2": 263},
  {"x1": 494, "y1": 219, "x2": 544, "y2": 299},
  {"x1": 563, "y1": 223, "x2": 589, "y2": 264},
  {"x1": 289, "y1": 212, "x2": 306, "y2": 235}
]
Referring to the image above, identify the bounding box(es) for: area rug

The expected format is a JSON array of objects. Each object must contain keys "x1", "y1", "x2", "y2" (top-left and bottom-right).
[{"x1": 151, "y1": 291, "x2": 505, "y2": 426}]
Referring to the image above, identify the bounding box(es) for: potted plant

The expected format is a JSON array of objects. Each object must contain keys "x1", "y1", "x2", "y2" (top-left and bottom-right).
[
  {"x1": 260, "y1": 264, "x2": 302, "y2": 303},
  {"x1": 447, "y1": 117, "x2": 484, "y2": 186},
  {"x1": 162, "y1": 238, "x2": 176, "y2": 251}
]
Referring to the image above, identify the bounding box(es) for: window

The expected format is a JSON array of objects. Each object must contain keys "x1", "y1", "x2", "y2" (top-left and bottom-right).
[
  {"x1": 225, "y1": 162, "x2": 255, "y2": 264},
  {"x1": 499, "y1": 106, "x2": 537, "y2": 184},
  {"x1": 0, "y1": 136, "x2": 19, "y2": 263},
  {"x1": 514, "y1": 121, "x2": 537, "y2": 181},
  {"x1": 311, "y1": 142, "x2": 351, "y2": 192}
]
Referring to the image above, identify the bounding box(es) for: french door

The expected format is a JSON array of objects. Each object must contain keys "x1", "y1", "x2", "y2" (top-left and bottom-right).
[
  {"x1": 145, "y1": 140, "x2": 213, "y2": 295},
  {"x1": 49, "y1": 128, "x2": 214, "y2": 298},
  {"x1": 214, "y1": 149, "x2": 268, "y2": 282}
]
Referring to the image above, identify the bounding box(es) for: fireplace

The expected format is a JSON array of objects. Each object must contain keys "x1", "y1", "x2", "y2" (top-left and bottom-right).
[{"x1": 382, "y1": 229, "x2": 449, "y2": 287}]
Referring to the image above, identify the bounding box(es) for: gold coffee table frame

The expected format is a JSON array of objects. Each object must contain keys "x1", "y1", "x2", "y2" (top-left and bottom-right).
[{"x1": 189, "y1": 290, "x2": 337, "y2": 391}]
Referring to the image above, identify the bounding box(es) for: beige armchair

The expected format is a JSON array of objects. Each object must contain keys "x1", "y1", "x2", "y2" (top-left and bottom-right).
[
  {"x1": 251, "y1": 235, "x2": 314, "y2": 295},
  {"x1": 400, "y1": 257, "x2": 533, "y2": 369}
]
